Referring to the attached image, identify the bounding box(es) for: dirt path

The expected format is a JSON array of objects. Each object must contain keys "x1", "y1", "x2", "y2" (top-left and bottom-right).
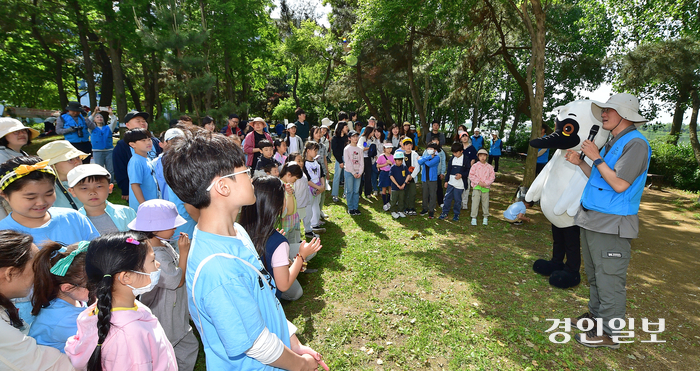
[{"x1": 625, "y1": 188, "x2": 700, "y2": 369}]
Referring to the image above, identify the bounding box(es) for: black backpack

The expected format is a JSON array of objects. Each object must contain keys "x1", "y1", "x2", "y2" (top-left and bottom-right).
[{"x1": 368, "y1": 143, "x2": 378, "y2": 157}]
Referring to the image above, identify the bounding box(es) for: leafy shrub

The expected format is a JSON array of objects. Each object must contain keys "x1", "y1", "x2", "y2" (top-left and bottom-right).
[{"x1": 649, "y1": 139, "x2": 700, "y2": 191}]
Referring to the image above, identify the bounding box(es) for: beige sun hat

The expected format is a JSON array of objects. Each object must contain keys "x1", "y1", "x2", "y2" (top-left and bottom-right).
[
  {"x1": 321, "y1": 117, "x2": 334, "y2": 128},
  {"x1": 37, "y1": 140, "x2": 88, "y2": 165},
  {"x1": 0, "y1": 118, "x2": 40, "y2": 140},
  {"x1": 591, "y1": 93, "x2": 648, "y2": 126}
]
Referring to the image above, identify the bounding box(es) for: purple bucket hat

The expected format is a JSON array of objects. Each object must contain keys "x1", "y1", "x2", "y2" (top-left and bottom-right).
[{"x1": 128, "y1": 199, "x2": 187, "y2": 232}]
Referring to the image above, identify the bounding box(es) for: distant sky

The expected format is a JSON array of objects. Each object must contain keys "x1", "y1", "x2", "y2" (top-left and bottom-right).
[
  {"x1": 270, "y1": 0, "x2": 687, "y2": 125},
  {"x1": 270, "y1": 0, "x2": 331, "y2": 27}
]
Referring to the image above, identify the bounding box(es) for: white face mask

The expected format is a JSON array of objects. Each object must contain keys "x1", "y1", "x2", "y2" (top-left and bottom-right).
[
  {"x1": 127, "y1": 269, "x2": 161, "y2": 296},
  {"x1": 426, "y1": 149, "x2": 435, "y2": 155}
]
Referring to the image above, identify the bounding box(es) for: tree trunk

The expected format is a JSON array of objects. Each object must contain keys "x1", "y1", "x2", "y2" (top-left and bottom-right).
[
  {"x1": 378, "y1": 88, "x2": 395, "y2": 126},
  {"x1": 124, "y1": 75, "x2": 142, "y2": 112},
  {"x1": 87, "y1": 31, "x2": 114, "y2": 106},
  {"x1": 29, "y1": 7, "x2": 68, "y2": 108},
  {"x1": 508, "y1": 110, "x2": 522, "y2": 146},
  {"x1": 516, "y1": 0, "x2": 546, "y2": 187},
  {"x1": 69, "y1": 0, "x2": 96, "y2": 107},
  {"x1": 293, "y1": 66, "x2": 300, "y2": 108},
  {"x1": 688, "y1": 89, "x2": 700, "y2": 203},
  {"x1": 108, "y1": 41, "x2": 128, "y2": 119},
  {"x1": 406, "y1": 27, "x2": 426, "y2": 134},
  {"x1": 669, "y1": 91, "x2": 689, "y2": 144},
  {"x1": 500, "y1": 76, "x2": 511, "y2": 137},
  {"x1": 421, "y1": 65, "x2": 430, "y2": 137},
  {"x1": 355, "y1": 62, "x2": 381, "y2": 119},
  {"x1": 223, "y1": 50, "x2": 234, "y2": 102}
]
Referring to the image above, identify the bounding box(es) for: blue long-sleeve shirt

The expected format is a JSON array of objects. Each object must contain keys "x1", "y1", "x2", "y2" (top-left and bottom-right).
[{"x1": 418, "y1": 151, "x2": 440, "y2": 182}]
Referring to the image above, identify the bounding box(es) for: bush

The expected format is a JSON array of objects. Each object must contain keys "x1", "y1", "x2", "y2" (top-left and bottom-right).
[{"x1": 649, "y1": 139, "x2": 700, "y2": 191}]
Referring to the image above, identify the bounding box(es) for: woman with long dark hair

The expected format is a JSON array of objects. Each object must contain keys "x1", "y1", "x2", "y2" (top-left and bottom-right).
[
  {"x1": 330, "y1": 121, "x2": 349, "y2": 202},
  {"x1": 239, "y1": 176, "x2": 321, "y2": 301}
]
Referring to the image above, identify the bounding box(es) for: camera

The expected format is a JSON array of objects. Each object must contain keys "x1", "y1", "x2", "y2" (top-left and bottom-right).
[{"x1": 75, "y1": 126, "x2": 84, "y2": 138}]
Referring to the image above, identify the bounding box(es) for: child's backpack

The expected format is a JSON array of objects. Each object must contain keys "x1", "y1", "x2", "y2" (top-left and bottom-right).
[{"x1": 368, "y1": 143, "x2": 377, "y2": 158}]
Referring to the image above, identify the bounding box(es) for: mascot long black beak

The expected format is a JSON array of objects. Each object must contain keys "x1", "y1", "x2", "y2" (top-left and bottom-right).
[{"x1": 529, "y1": 118, "x2": 580, "y2": 149}]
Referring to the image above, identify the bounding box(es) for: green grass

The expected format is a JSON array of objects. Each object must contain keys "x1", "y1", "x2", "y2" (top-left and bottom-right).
[
  {"x1": 190, "y1": 156, "x2": 695, "y2": 370},
  {"x1": 21, "y1": 137, "x2": 693, "y2": 369}
]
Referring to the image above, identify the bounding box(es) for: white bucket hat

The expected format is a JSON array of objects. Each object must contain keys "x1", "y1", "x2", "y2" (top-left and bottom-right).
[
  {"x1": 0, "y1": 118, "x2": 40, "y2": 140},
  {"x1": 321, "y1": 117, "x2": 334, "y2": 128},
  {"x1": 67, "y1": 164, "x2": 111, "y2": 188},
  {"x1": 591, "y1": 93, "x2": 647, "y2": 126}
]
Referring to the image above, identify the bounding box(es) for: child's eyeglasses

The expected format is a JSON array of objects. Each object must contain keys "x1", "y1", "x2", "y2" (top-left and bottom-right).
[{"x1": 205, "y1": 169, "x2": 251, "y2": 191}]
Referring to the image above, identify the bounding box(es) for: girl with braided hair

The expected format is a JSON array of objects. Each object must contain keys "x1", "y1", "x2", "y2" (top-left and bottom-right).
[
  {"x1": 0, "y1": 230, "x2": 74, "y2": 370},
  {"x1": 65, "y1": 232, "x2": 176, "y2": 371}
]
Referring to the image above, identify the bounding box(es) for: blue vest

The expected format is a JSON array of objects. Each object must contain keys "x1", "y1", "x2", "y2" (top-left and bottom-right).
[
  {"x1": 537, "y1": 135, "x2": 549, "y2": 163},
  {"x1": 61, "y1": 113, "x2": 89, "y2": 143},
  {"x1": 264, "y1": 231, "x2": 288, "y2": 299},
  {"x1": 490, "y1": 139, "x2": 502, "y2": 156},
  {"x1": 581, "y1": 130, "x2": 651, "y2": 216}
]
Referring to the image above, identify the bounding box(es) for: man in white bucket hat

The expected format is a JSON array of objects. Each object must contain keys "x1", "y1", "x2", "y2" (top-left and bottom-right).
[{"x1": 564, "y1": 93, "x2": 651, "y2": 349}]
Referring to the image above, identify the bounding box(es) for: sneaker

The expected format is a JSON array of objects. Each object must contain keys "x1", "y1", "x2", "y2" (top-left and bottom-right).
[
  {"x1": 419, "y1": 209, "x2": 429, "y2": 216},
  {"x1": 398, "y1": 212, "x2": 406, "y2": 218},
  {"x1": 428, "y1": 212, "x2": 434, "y2": 219},
  {"x1": 513, "y1": 221, "x2": 523, "y2": 226},
  {"x1": 305, "y1": 231, "x2": 319, "y2": 239},
  {"x1": 409, "y1": 210, "x2": 417, "y2": 216},
  {"x1": 383, "y1": 203, "x2": 391, "y2": 211},
  {"x1": 471, "y1": 218, "x2": 477, "y2": 226},
  {"x1": 333, "y1": 196, "x2": 340, "y2": 203},
  {"x1": 373, "y1": 191, "x2": 380, "y2": 197},
  {"x1": 452, "y1": 216, "x2": 459, "y2": 222},
  {"x1": 312, "y1": 226, "x2": 326, "y2": 233},
  {"x1": 392, "y1": 212, "x2": 400, "y2": 219},
  {"x1": 321, "y1": 211, "x2": 329, "y2": 219},
  {"x1": 568, "y1": 312, "x2": 595, "y2": 331},
  {"x1": 575, "y1": 330, "x2": 620, "y2": 349},
  {"x1": 483, "y1": 217, "x2": 488, "y2": 226},
  {"x1": 316, "y1": 220, "x2": 326, "y2": 226},
  {"x1": 439, "y1": 204, "x2": 444, "y2": 209},
  {"x1": 354, "y1": 210, "x2": 362, "y2": 215},
  {"x1": 439, "y1": 214, "x2": 447, "y2": 220}
]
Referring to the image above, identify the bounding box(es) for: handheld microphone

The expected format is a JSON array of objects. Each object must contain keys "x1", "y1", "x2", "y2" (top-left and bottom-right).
[{"x1": 580, "y1": 125, "x2": 600, "y2": 160}]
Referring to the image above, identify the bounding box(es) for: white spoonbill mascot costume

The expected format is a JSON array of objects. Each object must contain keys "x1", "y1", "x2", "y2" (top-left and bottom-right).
[{"x1": 526, "y1": 100, "x2": 610, "y2": 288}]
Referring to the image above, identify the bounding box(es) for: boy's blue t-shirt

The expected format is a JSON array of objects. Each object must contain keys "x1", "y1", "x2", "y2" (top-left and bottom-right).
[
  {"x1": 0, "y1": 207, "x2": 100, "y2": 247},
  {"x1": 28, "y1": 298, "x2": 85, "y2": 353},
  {"x1": 128, "y1": 153, "x2": 160, "y2": 210},
  {"x1": 187, "y1": 224, "x2": 290, "y2": 370},
  {"x1": 389, "y1": 164, "x2": 408, "y2": 191},
  {"x1": 504, "y1": 201, "x2": 527, "y2": 221}
]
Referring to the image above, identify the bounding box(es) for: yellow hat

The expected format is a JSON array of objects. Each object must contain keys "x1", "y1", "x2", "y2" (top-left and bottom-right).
[
  {"x1": 0, "y1": 118, "x2": 40, "y2": 140},
  {"x1": 37, "y1": 140, "x2": 88, "y2": 165}
]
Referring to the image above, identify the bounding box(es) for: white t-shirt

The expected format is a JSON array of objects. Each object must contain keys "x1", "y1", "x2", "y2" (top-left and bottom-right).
[
  {"x1": 448, "y1": 155, "x2": 465, "y2": 189},
  {"x1": 288, "y1": 135, "x2": 300, "y2": 154}
]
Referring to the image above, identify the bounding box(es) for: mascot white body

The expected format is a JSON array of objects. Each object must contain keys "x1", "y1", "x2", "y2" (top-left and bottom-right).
[{"x1": 526, "y1": 100, "x2": 610, "y2": 288}]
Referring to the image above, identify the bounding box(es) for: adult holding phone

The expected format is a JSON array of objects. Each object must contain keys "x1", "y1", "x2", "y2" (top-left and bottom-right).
[{"x1": 56, "y1": 101, "x2": 95, "y2": 164}]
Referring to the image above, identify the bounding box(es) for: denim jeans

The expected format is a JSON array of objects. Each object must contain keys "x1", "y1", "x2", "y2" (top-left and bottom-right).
[
  {"x1": 344, "y1": 170, "x2": 362, "y2": 210},
  {"x1": 371, "y1": 164, "x2": 379, "y2": 192},
  {"x1": 443, "y1": 185, "x2": 464, "y2": 218},
  {"x1": 92, "y1": 149, "x2": 114, "y2": 181},
  {"x1": 332, "y1": 161, "x2": 343, "y2": 197}
]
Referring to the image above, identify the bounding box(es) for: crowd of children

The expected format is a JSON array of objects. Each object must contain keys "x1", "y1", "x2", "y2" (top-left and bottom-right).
[{"x1": 0, "y1": 111, "x2": 532, "y2": 370}]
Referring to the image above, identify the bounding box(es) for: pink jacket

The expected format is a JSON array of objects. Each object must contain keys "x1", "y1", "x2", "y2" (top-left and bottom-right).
[
  {"x1": 65, "y1": 301, "x2": 176, "y2": 371},
  {"x1": 469, "y1": 161, "x2": 495, "y2": 189},
  {"x1": 243, "y1": 131, "x2": 272, "y2": 167}
]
